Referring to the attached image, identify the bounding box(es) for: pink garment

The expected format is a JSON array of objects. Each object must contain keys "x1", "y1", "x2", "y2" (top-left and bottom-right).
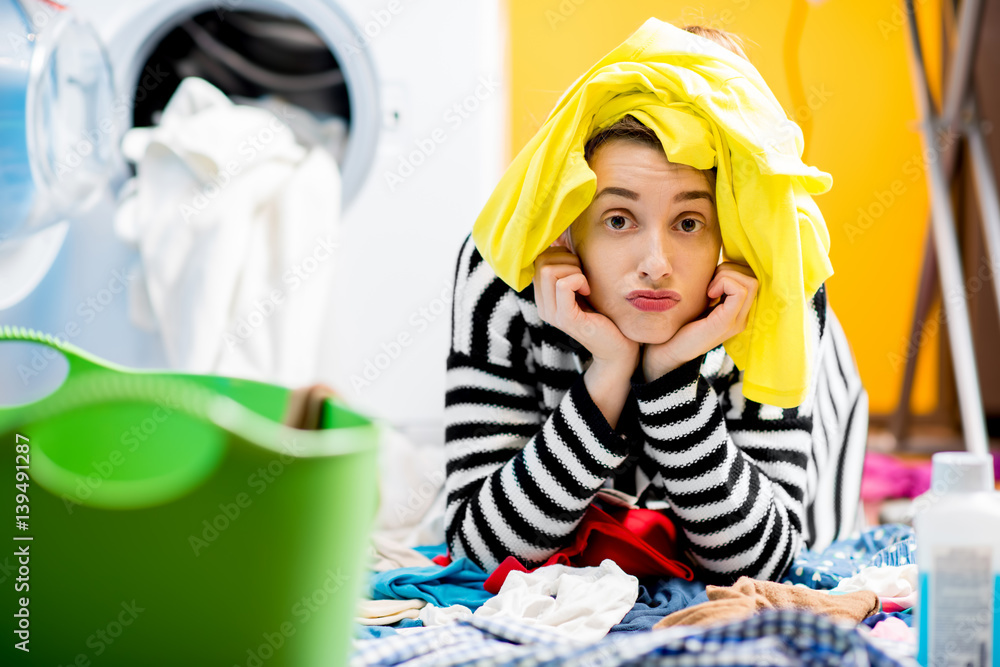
[
  {"x1": 879, "y1": 592, "x2": 917, "y2": 613},
  {"x1": 861, "y1": 453, "x2": 932, "y2": 501},
  {"x1": 870, "y1": 616, "x2": 915, "y2": 642}
]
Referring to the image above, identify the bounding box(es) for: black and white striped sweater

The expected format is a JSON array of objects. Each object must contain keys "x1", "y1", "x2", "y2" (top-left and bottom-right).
[{"x1": 444, "y1": 232, "x2": 869, "y2": 584}]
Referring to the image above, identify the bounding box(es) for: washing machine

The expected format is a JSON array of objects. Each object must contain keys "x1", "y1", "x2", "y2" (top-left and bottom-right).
[{"x1": 0, "y1": 0, "x2": 507, "y2": 445}]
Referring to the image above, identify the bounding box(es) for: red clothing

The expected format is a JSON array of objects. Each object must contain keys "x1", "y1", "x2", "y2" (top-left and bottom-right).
[{"x1": 482, "y1": 502, "x2": 694, "y2": 594}]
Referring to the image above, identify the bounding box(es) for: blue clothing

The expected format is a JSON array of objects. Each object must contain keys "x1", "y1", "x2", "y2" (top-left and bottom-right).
[
  {"x1": 862, "y1": 610, "x2": 914, "y2": 629},
  {"x1": 369, "y1": 558, "x2": 491, "y2": 610},
  {"x1": 412, "y1": 543, "x2": 447, "y2": 561},
  {"x1": 869, "y1": 537, "x2": 917, "y2": 568},
  {"x1": 610, "y1": 577, "x2": 708, "y2": 633},
  {"x1": 351, "y1": 609, "x2": 916, "y2": 666},
  {"x1": 354, "y1": 618, "x2": 423, "y2": 640},
  {"x1": 781, "y1": 524, "x2": 914, "y2": 589}
]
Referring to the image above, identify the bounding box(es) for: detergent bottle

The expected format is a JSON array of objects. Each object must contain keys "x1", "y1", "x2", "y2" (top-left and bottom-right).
[{"x1": 914, "y1": 452, "x2": 1000, "y2": 667}]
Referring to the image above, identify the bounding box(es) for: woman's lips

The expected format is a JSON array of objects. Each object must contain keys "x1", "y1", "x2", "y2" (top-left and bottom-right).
[
  {"x1": 628, "y1": 296, "x2": 680, "y2": 312},
  {"x1": 626, "y1": 289, "x2": 681, "y2": 312}
]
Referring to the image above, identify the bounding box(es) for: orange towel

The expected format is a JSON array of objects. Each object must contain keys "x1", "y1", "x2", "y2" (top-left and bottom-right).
[{"x1": 654, "y1": 576, "x2": 879, "y2": 629}]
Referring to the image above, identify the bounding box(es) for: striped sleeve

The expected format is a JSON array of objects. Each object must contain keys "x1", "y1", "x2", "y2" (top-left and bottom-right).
[
  {"x1": 443, "y1": 235, "x2": 630, "y2": 571},
  {"x1": 631, "y1": 293, "x2": 830, "y2": 585},
  {"x1": 804, "y1": 301, "x2": 868, "y2": 551}
]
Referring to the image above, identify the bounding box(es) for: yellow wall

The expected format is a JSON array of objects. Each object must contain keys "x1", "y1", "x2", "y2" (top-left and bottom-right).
[{"x1": 506, "y1": 0, "x2": 943, "y2": 415}]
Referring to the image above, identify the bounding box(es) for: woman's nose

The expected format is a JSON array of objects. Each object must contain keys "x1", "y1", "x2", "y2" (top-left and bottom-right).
[{"x1": 638, "y1": 238, "x2": 673, "y2": 280}]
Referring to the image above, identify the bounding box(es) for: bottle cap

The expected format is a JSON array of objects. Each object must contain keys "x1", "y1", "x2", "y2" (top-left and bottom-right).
[{"x1": 930, "y1": 452, "x2": 995, "y2": 495}]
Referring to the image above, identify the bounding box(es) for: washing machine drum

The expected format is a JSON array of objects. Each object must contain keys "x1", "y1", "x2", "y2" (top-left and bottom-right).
[
  {"x1": 1, "y1": 2, "x2": 378, "y2": 311},
  {"x1": 0, "y1": 0, "x2": 116, "y2": 309}
]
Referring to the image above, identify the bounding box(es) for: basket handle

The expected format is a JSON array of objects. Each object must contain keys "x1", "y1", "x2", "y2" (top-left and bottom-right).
[{"x1": 0, "y1": 325, "x2": 122, "y2": 378}]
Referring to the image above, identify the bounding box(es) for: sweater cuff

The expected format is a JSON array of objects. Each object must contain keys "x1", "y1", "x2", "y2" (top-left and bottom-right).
[
  {"x1": 567, "y1": 372, "x2": 631, "y2": 457},
  {"x1": 630, "y1": 353, "x2": 705, "y2": 404}
]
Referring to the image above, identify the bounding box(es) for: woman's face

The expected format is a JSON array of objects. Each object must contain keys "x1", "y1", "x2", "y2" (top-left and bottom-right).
[{"x1": 561, "y1": 139, "x2": 723, "y2": 345}]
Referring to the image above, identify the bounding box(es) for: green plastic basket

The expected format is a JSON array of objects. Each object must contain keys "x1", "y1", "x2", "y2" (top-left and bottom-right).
[{"x1": 0, "y1": 327, "x2": 381, "y2": 666}]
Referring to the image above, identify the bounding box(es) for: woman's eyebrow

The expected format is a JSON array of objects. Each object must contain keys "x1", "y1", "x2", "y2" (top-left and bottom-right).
[
  {"x1": 675, "y1": 190, "x2": 715, "y2": 205},
  {"x1": 595, "y1": 186, "x2": 639, "y2": 201}
]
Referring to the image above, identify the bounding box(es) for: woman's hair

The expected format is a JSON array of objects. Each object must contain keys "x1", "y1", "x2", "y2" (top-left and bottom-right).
[
  {"x1": 680, "y1": 24, "x2": 750, "y2": 61},
  {"x1": 583, "y1": 24, "x2": 751, "y2": 166},
  {"x1": 583, "y1": 114, "x2": 661, "y2": 163}
]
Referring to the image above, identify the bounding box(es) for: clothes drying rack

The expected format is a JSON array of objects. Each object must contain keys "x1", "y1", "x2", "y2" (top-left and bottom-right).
[{"x1": 891, "y1": 0, "x2": 999, "y2": 455}]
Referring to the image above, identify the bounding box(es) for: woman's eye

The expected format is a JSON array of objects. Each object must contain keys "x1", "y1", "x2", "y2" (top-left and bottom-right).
[
  {"x1": 605, "y1": 215, "x2": 630, "y2": 231},
  {"x1": 677, "y1": 218, "x2": 702, "y2": 233}
]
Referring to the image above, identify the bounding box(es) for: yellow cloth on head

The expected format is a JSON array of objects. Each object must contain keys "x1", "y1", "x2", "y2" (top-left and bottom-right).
[{"x1": 471, "y1": 17, "x2": 834, "y2": 408}]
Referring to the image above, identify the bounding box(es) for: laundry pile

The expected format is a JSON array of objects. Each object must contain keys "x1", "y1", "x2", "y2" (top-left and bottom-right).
[
  {"x1": 350, "y1": 498, "x2": 922, "y2": 666},
  {"x1": 351, "y1": 609, "x2": 914, "y2": 667},
  {"x1": 114, "y1": 77, "x2": 347, "y2": 387}
]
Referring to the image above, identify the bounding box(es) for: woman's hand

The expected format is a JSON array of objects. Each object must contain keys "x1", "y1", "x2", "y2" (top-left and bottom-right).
[
  {"x1": 642, "y1": 262, "x2": 758, "y2": 382},
  {"x1": 533, "y1": 240, "x2": 640, "y2": 371}
]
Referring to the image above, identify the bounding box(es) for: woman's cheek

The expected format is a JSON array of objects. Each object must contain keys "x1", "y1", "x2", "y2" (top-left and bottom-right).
[
  {"x1": 692, "y1": 276, "x2": 713, "y2": 314},
  {"x1": 690, "y1": 293, "x2": 710, "y2": 320}
]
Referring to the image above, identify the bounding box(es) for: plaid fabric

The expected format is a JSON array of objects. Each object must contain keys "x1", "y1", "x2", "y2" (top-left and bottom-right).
[{"x1": 350, "y1": 609, "x2": 919, "y2": 667}]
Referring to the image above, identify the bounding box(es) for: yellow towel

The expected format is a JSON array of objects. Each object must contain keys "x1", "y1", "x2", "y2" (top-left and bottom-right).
[{"x1": 471, "y1": 17, "x2": 834, "y2": 408}]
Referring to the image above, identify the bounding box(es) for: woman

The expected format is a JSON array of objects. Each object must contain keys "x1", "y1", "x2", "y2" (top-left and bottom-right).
[{"x1": 443, "y1": 25, "x2": 868, "y2": 585}]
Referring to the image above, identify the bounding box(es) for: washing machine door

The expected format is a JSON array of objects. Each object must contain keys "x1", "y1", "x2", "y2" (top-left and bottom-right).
[{"x1": 0, "y1": 0, "x2": 117, "y2": 308}]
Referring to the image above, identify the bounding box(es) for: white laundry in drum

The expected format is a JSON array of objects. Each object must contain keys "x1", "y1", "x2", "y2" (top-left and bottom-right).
[{"x1": 114, "y1": 76, "x2": 346, "y2": 387}]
